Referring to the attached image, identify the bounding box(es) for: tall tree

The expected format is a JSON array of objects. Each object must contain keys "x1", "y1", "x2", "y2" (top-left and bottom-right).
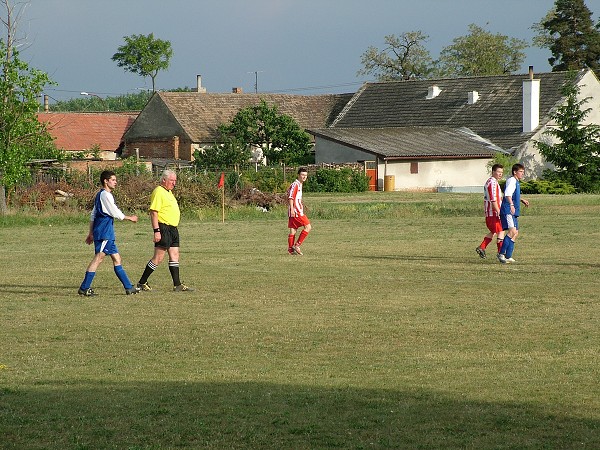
[
  {"x1": 112, "y1": 33, "x2": 173, "y2": 92},
  {"x1": 0, "y1": 42, "x2": 60, "y2": 190},
  {"x1": 1, "y1": 0, "x2": 62, "y2": 199},
  {"x1": 357, "y1": 31, "x2": 433, "y2": 81},
  {"x1": 215, "y1": 100, "x2": 312, "y2": 166},
  {"x1": 535, "y1": 72, "x2": 600, "y2": 192},
  {"x1": 541, "y1": 0, "x2": 600, "y2": 71},
  {"x1": 435, "y1": 24, "x2": 528, "y2": 77},
  {"x1": 531, "y1": 8, "x2": 557, "y2": 50}
]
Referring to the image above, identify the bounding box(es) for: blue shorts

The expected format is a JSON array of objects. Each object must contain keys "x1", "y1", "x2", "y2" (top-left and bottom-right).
[
  {"x1": 94, "y1": 239, "x2": 119, "y2": 255},
  {"x1": 500, "y1": 214, "x2": 518, "y2": 231}
]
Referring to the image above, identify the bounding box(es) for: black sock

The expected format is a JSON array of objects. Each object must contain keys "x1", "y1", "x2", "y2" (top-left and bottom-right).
[
  {"x1": 169, "y1": 261, "x2": 180, "y2": 286},
  {"x1": 139, "y1": 260, "x2": 157, "y2": 284}
]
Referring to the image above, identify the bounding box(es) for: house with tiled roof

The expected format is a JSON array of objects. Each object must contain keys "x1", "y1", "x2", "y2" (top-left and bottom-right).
[
  {"x1": 310, "y1": 68, "x2": 600, "y2": 191},
  {"x1": 37, "y1": 112, "x2": 138, "y2": 159},
  {"x1": 122, "y1": 91, "x2": 352, "y2": 161}
]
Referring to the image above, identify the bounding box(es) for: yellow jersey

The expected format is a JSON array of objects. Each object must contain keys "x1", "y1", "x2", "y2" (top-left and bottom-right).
[{"x1": 149, "y1": 186, "x2": 180, "y2": 227}]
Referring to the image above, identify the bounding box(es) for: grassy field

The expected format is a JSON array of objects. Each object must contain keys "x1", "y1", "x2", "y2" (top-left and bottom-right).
[{"x1": 1, "y1": 192, "x2": 599, "y2": 449}]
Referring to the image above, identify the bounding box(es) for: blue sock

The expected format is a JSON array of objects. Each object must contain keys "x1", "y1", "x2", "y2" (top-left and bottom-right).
[
  {"x1": 499, "y1": 237, "x2": 510, "y2": 255},
  {"x1": 505, "y1": 237, "x2": 515, "y2": 258},
  {"x1": 80, "y1": 271, "x2": 95, "y2": 290},
  {"x1": 114, "y1": 265, "x2": 133, "y2": 289}
]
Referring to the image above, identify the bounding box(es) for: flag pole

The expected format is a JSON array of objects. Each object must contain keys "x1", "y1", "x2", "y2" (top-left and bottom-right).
[{"x1": 218, "y1": 172, "x2": 225, "y2": 223}]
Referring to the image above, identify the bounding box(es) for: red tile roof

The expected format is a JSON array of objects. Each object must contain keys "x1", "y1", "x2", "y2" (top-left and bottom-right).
[{"x1": 37, "y1": 112, "x2": 138, "y2": 151}]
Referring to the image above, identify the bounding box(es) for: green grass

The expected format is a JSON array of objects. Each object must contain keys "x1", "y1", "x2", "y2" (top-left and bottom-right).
[{"x1": 1, "y1": 192, "x2": 599, "y2": 449}]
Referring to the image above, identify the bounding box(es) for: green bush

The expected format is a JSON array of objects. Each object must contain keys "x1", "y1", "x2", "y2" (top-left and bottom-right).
[
  {"x1": 238, "y1": 166, "x2": 372, "y2": 194},
  {"x1": 241, "y1": 167, "x2": 286, "y2": 192},
  {"x1": 304, "y1": 167, "x2": 370, "y2": 193},
  {"x1": 520, "y1": 179, "x2": 576, "y2": 194}
]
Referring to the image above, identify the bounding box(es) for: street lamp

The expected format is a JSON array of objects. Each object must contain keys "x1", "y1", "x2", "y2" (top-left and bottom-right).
[{"x1": 80, "y1": 92, "x2": 109, "y2": 111}]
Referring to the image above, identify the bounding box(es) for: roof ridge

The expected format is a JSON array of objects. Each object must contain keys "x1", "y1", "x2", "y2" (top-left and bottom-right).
[
  {"x1": 329, "y1": 84, "x2": 368, "y2": 127},
  {"x1": 362, "y1": 69, "x2": 583, "y2": 86}
]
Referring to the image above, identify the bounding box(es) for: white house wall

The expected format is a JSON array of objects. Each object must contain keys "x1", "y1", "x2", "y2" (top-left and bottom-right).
[
  {"x1": 316, "y1": 137, "x2": 493, "y2": 191},
  {"x1": 516, "y1": 70, "x2": 600, "y2": 177},
  {"x1": 378, "y1": 158, "x2": 492, "y2": 192}
]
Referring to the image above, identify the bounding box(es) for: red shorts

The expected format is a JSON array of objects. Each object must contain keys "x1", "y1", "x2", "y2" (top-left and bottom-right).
[
  {"x1": 288, "y1": 215, "x2": 310, "y2": 229},
  {"x1": 485, "y1": 216, "x2": 503, "y2": 234}
]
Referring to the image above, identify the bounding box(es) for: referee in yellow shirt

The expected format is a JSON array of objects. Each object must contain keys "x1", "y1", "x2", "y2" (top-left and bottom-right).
[{"x1": 137, "y1": 169, "x2": 194, "y2": 292}]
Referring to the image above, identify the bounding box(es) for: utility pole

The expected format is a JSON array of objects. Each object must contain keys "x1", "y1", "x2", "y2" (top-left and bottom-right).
[{"x1": 247, "y1": 70, "x2": 264, "y2": 93}]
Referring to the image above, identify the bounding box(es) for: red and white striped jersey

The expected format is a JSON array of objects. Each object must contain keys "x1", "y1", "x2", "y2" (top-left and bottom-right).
[
  {"x1": 287, "y1": 179, "x2": 304, "y2": 217},
  {"x1": 483, "y1": 176, "x2": 502, "y2": 217}
]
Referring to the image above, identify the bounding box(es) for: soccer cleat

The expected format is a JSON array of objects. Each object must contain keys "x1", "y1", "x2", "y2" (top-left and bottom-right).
[
  {"x1": 475, "y1": 247, "x2": 486, "y2": 259},
  {"x1": 173, "y1": 283, "x2": 195, "y2": 292},
  {"x1": 78, "y1": 287, "x2": 98, "y2": 297},
  {"x1": 288, "y1": 247, "x2": 297, "y2": 255},
  {"x1": 137, "y1": 282, "x2": 152, "y2": 291},
  {"x1": 125, "y1": 286, "x2": 141, "y2": 295},
  {"x1": 292, "y1": 245, "x2": 303, "y2": 256},
  {"x1": 497, "y1": 253, "x2": 507, "y2": 264},
  {"x1": 506, "y1": 257, "x2": 516, "y2": 263}
]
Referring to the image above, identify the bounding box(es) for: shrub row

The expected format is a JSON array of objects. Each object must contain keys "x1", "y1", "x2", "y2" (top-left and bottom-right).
[
  {"x1": 498, "y1": 178, "x2": 577, "y2": 195},
  {"x1": 520, "y1": 179, "x2": 576, "y2": 194},
  {"x1": 9, "y1": 165, "x2": 370, "y2": 212}
]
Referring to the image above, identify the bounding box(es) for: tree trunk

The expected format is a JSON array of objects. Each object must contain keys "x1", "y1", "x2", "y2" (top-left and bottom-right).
[{"x1": 0, "y1": 184, "x2": 7, "y2": 215}]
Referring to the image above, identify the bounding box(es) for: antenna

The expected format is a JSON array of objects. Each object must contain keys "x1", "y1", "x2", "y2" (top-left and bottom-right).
[{"x1": 247, "y1": 70, "x2": 264, "y2": 93}]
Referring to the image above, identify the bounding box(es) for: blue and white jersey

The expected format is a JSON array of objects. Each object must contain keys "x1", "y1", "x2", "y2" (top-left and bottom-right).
[
  {"x1": 91, "y1": 189, "x2": 125, "y2": 241},
  {"x1": 500, "y1": 176, "x2": 521, "y2": 217}
]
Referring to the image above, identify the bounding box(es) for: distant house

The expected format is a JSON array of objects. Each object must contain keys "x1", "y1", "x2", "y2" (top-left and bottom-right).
[
  {"x1": 37, "y1": 112, "x2": 138, "y2": 160},
  {"x1": 310, "y1": 68, "x2": 600, "y2": 191},
  {"x1": 122, "y1": 91, "x2": 352, "y2": 161}
]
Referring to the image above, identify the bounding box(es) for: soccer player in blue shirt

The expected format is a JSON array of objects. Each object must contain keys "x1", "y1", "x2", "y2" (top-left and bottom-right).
[
  {"x1": 497, "y1": 164, "x2": 530, "y2": 264},
  {"x1": 78, "y1": 171, "x2": 140, "y2": 296}
]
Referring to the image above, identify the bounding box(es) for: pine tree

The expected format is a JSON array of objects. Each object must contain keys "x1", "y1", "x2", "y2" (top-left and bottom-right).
[
  {"x1": 535, "y1": 73, "x2": 600, "y2": 192},
  {"x1": 543, "y1": 0, "x2": 600, "y2": 71}
]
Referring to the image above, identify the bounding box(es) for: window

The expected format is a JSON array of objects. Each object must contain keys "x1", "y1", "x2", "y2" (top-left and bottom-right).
[{"x1": 410, "y1": 162, "x2": 419, "y2": 174}]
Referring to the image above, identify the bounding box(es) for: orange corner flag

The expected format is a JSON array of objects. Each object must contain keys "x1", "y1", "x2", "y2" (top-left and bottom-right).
[{"x1": 218, "y1": 172, "x2": 225, "y2": 189}]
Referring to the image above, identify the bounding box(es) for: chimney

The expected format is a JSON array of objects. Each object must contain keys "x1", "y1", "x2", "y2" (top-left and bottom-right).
[
  {"x1": 232, "y1": 87, "x2": 243, "y2": 94},
  {"x1": 523, "y1": 65, "x2": 540, "y2": 132},
  {"x1": 196, "y1": 74, "x2": 207, "y2": 93},
  {"x1": 468, "y1": 91, "x2": 479, "y2": 104},
  {"x1": 426, "y1": 85, "x2": 441, "y2": 99}
]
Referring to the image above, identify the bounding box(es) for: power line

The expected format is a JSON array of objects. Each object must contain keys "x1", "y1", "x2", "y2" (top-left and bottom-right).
[
  {"x1": 46, "y1": 88, "x2": 125, "y2": 97},
  {"x1": 46, "y1": 80, "x2": 372, "y2": 99},
  {"x1": 267, "y1": 81, "x2": 368, "y2": 94}
]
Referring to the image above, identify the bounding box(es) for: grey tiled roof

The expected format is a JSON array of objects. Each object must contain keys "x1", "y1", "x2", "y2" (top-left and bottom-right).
[
  {"x1": 125, "y1": 92, "x2": 353, "y2": 143},
  {"x1": 310, "y1": 126, "x2": 502, "y2": 158},
  {"x1": 331, "y1": 71, "x2": 577, "y2": 150}
]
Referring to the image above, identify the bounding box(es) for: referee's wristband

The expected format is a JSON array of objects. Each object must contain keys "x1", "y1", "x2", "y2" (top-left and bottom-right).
[{"x1": 153, "y1": 228, "x2": 160, "y2": 232}]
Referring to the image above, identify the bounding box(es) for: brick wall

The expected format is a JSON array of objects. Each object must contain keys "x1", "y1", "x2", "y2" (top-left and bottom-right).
[
  {"x1": 124, "y1": 137, "x2": 195, "y2": 161},
  {"x1": 66, "y1": 160, "x2": 153, "y2": 173}
]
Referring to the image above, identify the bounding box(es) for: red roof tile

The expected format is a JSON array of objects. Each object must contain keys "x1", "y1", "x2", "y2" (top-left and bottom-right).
[{"x1": 37, "y1": 112, "x2": 138, "y2": 151}]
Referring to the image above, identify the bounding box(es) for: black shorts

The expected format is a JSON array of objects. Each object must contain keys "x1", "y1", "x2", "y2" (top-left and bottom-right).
[{"x1": 155, "y1": 223, "x2": 180, "y2": 248}]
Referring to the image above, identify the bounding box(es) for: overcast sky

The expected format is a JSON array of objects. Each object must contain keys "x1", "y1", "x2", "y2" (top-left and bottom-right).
[{"x1": 13, "y1": 0, "x2": 600, "y2": 102}]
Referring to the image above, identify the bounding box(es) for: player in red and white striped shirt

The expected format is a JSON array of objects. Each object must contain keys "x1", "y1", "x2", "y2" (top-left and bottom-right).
[
  {"x1": 287, "y1": 167, "x2": 311, "y2": 255},
  {"x1": 476, "y1": 164, "x2": 505, "y2": 259}
]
